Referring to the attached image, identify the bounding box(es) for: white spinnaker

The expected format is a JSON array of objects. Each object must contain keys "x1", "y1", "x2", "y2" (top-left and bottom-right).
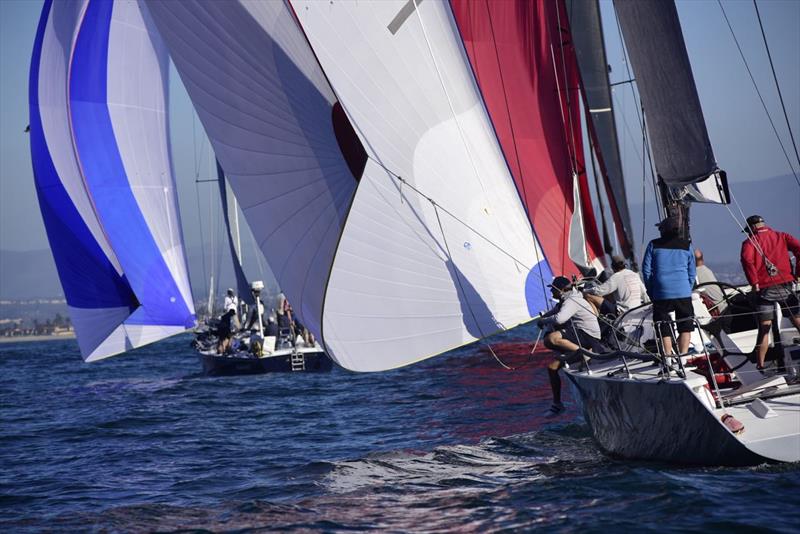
[
  {"x1": 293, "y1": 1, "x2": 545, "y2": 371},
  {"x1": 106, "y1": 0, "x2": 194, "y2": 316},
  {"x1": 145, "y1": 0, "x2": 358, "y2": 339}
]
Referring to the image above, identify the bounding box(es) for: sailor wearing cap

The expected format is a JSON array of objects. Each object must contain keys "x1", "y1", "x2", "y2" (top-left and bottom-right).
[
  {"x1": 537, "y1": 276, "x2": 603, "y2": 416},
  {"x1": 740, "y1": 214, "x2": 800, "y2": 370},
  {"x1": 223, "y1": 288, "x2": 240, "y2": 331}
]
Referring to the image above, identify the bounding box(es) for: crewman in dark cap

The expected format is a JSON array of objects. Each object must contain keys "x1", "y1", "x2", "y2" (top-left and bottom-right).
[
  {"x1": 740, "y1": 215, "x2": 800, "y2": 370},
  {"x1": 538, "y1": 276, "x2": 602, "y2": 416}
]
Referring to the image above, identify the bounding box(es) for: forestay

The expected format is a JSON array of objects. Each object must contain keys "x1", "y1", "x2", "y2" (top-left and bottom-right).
[{"x1": 29, "y1": 0, "x2": 196, "y2": 361}]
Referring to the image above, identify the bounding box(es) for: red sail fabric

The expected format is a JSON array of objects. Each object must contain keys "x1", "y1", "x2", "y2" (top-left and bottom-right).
[{"x1": 450, "y1": 0, "x2": 603, "y2": 276}]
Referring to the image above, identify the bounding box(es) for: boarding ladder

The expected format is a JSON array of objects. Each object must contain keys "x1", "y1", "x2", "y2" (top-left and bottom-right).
[{"x1": 290, "y1": 350, "x2": 305, "y2": 372}]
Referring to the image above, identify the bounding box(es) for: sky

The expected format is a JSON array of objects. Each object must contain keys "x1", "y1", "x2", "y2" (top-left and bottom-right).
[{"x1": 1, "y1": 0, "x2": 798, "y2": 263}]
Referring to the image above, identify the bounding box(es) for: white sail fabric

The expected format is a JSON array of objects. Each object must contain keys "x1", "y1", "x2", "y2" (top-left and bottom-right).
[
  {"x1": 106, "y1": 0, "x2": 194, "y2": 318},
  {"x1": 30, "y1": 0, "x2": 195, "y2": 362},
  {"x1": 146, "y1": 0, "x2": 358, "y2": 340},
  {"x1": 293, "y1": 0, "x2": 547, "y2": 371}
]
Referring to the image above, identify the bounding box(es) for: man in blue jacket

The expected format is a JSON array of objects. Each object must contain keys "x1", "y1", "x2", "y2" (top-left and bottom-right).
[{"x1": 642, "y1": 216, "x2": 696, "y2": 356}]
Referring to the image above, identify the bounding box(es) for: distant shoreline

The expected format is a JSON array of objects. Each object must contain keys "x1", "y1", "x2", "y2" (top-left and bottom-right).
[{"x1": 0, "y1": 333, "x2": 75, "y2": 344}]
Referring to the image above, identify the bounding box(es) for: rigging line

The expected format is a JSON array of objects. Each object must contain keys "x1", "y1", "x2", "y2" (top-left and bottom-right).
[
  {"x1": 717, "y1": 1, "x2": 799, "y2": 186},
  {"x1": 432, "y1": 203, "x2": 494, "y2": 357},
  {"x1": 554, "y1": 4, "x2": 582, "y2": 179},
  {"x1": 371, "y1": 154, "x2": 653, "y2": 351},
  {"x1": 549, "y1": 44, "x2": 573, "y2": 271},
  {"x1": 612, "y1": 2, "x2": 645, "y2": 133},
  {"x1": 588, "y1": 126, "x2": 613, "y2": 255},
  {"x1": 372, "y1": 158, "x2": 532, "y2": 270},
  {"x1": 640, "y1": 106, "x2": 661, "y2": 217},
  {"x1": 753, "y1": 0, "x2": 800, "y2": 182},
  {"x1": 194, "y1": 182, "x2": 209, "y2": 308},
  {"x1": 640, "y1": 108, "x2": 648, "y2": 256},
  {"x1": 411, "y1": 0, "x2": 489, "y2": 201}
]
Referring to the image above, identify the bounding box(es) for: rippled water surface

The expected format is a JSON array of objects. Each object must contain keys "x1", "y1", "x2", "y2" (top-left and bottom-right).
[{"x1": 1, "y1": 330, "x2": 798, "y2": 532}]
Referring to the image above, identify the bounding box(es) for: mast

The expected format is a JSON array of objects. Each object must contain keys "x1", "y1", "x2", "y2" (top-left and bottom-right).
[
  {"x1": 567, "y1": 0, "x2": 636, "y2": 261},
  {"x1": 614, "y1": 0, "x2": 730, "y2": 238}
]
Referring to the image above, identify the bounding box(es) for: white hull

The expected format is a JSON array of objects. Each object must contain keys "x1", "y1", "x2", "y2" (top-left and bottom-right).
[
  {"x1": 566, "y1": 362, "x2": 800, "y2": 465},
  {"x1": 563, "y1": 286, "x2": 800, "y2": 465}
]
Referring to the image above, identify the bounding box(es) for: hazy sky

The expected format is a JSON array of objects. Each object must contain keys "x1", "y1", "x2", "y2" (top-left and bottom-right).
[{"x1": 1, "y1": 0, "x2": 798, "y2": 260}]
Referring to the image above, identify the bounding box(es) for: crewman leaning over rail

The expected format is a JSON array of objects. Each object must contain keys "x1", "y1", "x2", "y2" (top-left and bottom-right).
[{"x1": 537, "y1": 276, "x2": 603, "y2": 417}]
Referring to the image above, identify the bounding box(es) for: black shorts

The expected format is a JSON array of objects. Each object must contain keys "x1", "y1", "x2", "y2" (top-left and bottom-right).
[
  {"x1": 652, "y1": 298, "x2": 694, "y2": 333},
  {"x1": 559, "y1": 326, "x2": 602, "y2": 351}
]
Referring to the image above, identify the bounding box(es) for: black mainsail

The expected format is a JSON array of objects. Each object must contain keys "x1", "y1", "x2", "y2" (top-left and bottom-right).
[
  {"x1": 217, "y1": 160, "x2": 253, "y2": 305},
  {"x1": 567, "y1": 0, "x2": 635, "y2": 259}
]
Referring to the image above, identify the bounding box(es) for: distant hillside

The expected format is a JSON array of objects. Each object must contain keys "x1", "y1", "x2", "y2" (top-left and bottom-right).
[
  {"x1": 0, "y1": 245, "x2": 278, "y2": 301},
  {"x1": 630, "y1": 174, "x2": 800, "y2": 266}
]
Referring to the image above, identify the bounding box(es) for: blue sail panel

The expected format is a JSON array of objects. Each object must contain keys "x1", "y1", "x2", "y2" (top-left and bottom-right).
[
  {"x1": 29, "y1": 0, "x2": 136, "y2": 312},
  {"x1": 69, "y1": 0, "x2": 193, "y2": 329}
]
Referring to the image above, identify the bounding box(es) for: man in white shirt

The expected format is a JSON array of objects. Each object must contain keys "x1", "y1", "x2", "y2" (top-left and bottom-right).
[
  {"x1": 223, "y1": 288, "x2": 240, "y2": 330},
  {"x1": 585, "y1": 256, "x2": 649, "y2": 314},
  {"x1": 694, "y1": 249, "x2": 727, "y2": 314}
]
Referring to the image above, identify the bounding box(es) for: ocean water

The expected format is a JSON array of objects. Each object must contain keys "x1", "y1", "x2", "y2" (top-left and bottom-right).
[{"x1": 1, "y1": 330, "x2": 798, "y2": 532}]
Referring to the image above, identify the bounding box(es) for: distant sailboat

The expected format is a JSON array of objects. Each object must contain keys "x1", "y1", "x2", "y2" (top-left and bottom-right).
[{"x1": 29, "y1": 0, "x2": 195, "y2": 361}]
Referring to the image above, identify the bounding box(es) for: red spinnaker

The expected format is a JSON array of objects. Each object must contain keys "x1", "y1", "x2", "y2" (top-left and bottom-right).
[{"x1": 450, "y1": 0, "x2": 604, "y2": 276}]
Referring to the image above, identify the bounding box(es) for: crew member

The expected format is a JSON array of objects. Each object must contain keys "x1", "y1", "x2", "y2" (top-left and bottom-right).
[
  {"x1": 538, "y1": 276, "x2": 603, "y2": 416},
  {"x1": 223, "y1": 288, "x2": 240, "y2": 331},
  {"x1": 740, "y1": 215, "x2": 800, "y2": 369},
  {"x1": 694, "y1": 249, "x2": 728, "y2": 314},
  {"x1": 642, "y1": 216, "x2": 696, "y2": 356},
  {"x1": 585, "y1": 255, "x2": 649, "y2": 314}
]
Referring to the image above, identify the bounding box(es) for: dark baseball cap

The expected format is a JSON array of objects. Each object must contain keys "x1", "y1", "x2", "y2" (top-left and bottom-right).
[
  {"x1": 548, "y1": 276, "x2": 572, "y2": 291},
  {"x1": 746, "y1": 215, "x2": 765, "y2": 226}
]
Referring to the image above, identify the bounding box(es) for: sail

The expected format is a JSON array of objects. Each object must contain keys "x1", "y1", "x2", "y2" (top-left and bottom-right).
[
  {"x1": 567, "y1": 0, "x2": 635, "y2": 258},
  {"x1": 149, "y1": 0, "x2": 555, "y2": 371},
  {"x1": 449, "y1": 0, "x2": 603, "y2": 275},
  {"x1": 614, "y1": 0, "x2": 718, "y2": 187},
  {"x1": 29, "y1": 0, "x2": 195, "y2": 361},
  {"x1": 292, "y1": 0, "x2": 556, "y2": 370},
  {"x1": 216, "y1": 160, "x2": 253, "y2": 305}
]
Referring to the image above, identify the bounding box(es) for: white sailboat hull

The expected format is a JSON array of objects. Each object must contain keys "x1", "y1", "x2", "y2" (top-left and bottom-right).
[{"x1": 565, "y1": 367, "x2": 800, "y2": 465}]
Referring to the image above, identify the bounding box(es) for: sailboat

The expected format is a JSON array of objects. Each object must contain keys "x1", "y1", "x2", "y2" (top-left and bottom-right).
[
  {"x1": 29, "y1": 0, "x2": 196, "y2": 361},
  {"x1": 145, "y1": 0, "x2": 798, "y2": 464},
  {"x1": 559, "y1": 0, "x2": 800, "y2": 465},
  {"x1": 31, "y1": 0, "x2": 798, "y2": 464},
  {"x1": 195, "y1": 160, "x2": 333, "y2": 375}
]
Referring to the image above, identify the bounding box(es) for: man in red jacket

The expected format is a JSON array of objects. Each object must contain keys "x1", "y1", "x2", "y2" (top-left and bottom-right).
[{"x1": 740, "y1": 215, "x2": 800, "y2": 368}]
